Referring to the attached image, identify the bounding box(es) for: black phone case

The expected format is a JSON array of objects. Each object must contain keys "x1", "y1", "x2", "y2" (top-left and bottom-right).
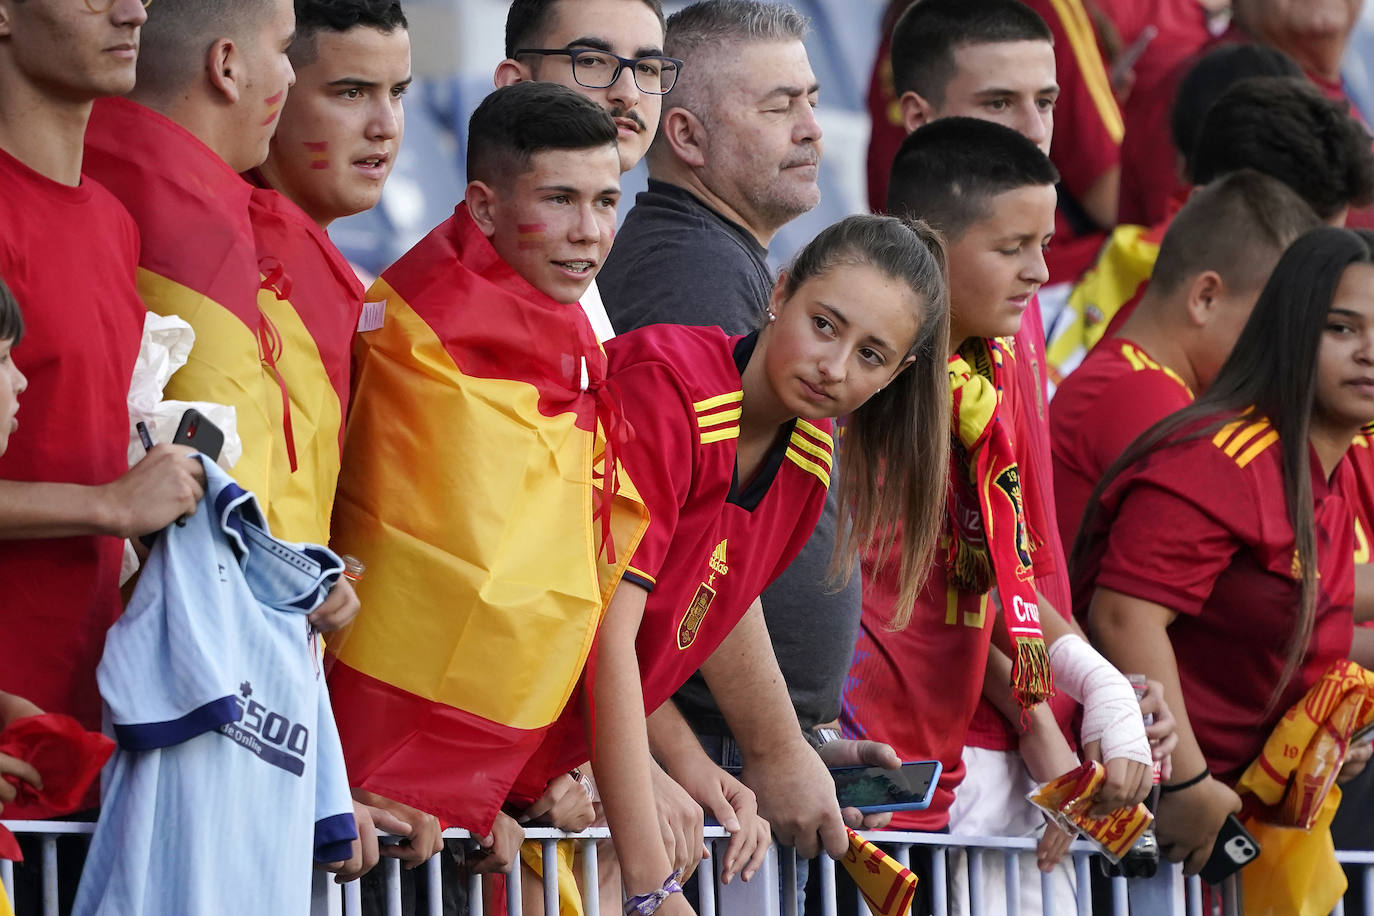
[
  {"x1": 1198, "y1": 814, "x2": 1261, "y2": 885},
  {"x1": 173, "y1": 409, "x2": 225, "y2": 463}
]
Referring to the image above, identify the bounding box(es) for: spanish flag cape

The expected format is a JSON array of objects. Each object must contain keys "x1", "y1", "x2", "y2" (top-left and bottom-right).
[
  {"x1": 83, "y1": 98, "x2": 306, "y2": 537},
  {"x1": 325, "y1": 204, "x2": 648, "y2": 832},
  {"x1": 948, "y1": 338, "x2": 1053, "y2": 711},
  {"x1": 245, "y1": 177, "x2": 365, "y2": 544},
  {"x1": 1234, "y1": 659, "x2": 1374, "y2": 914}
]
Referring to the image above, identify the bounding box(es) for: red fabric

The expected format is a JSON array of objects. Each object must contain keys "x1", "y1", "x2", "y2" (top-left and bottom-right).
[
  {"x1": 1079, "y1": 418, "x2": 1356, "y2": 781},
  {"x1": 1106, "y1": 0, "x2": 1214, "y2": 226},
  {"x1": 866, "y1": 29, "x2": 907, "y2": 215},
  {"x1": 0, "y1": 147, "x2": 144, "y2": 802},
  {"x1": 84, "y1": 98, "x2": 261, "y2": 326},
  {"x1": 1049, "y1": 337, "x2": 1193, "y2": 550},
  {"x1": 0, "y1": 714, "x2": 115, "y2": 820},
  {"x1": 513, "y1": 326, "x2": 830, "y2": 795},
  {"x1": 1347, "y1": 440, "x2": 1374, "y2": 568},
  {"x1": 842, "y1": 337, "x2": 1065, "y2": 825},
  {"x1": 244, "y1": 177, "x2": 364, "y2": 450}
]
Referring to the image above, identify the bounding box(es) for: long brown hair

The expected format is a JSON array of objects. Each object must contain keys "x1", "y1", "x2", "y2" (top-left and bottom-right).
[
  {"x1": 779, "y1": 214, "x2": 951, "y2": 627},
  {"x1": 1072, "y1": 227, "x2": 1374, "y2": 714}
]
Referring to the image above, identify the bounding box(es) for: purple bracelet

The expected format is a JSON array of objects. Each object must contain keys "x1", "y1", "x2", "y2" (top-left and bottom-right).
[{"x1": 624, "y1": 870, "x2": 683, "y2": 916}]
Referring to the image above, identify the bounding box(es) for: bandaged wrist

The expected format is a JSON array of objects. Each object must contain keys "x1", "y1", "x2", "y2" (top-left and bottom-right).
[{"x1": 1048, "y1": 635, "x2": 1152, "y2": 767}]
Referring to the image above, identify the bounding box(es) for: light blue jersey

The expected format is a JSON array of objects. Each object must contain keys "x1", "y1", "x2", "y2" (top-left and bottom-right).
[{"x1": 75, "y1": 458, "x2": 357, "y2": 916}]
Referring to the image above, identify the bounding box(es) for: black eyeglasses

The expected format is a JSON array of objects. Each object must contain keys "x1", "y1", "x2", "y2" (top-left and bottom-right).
[{"x1": 515, "y1": 48, "x2": 682, "y2": 95}]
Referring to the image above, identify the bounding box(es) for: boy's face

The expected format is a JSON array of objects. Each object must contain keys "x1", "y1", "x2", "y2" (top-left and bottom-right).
[
  {"x1": 498, "y1": 0, "x2": 666, "y2": 172},
  {"x1": 231, "y1": 0, "x2": 298, "y2": 172},
  {"x1": 946, "y1": 184, "x2": 1057, "y2": 346},
  {"x1": 261, "y1": 25, "x2": 412, "y2": 227},
  {"x1": 0, "y1": 0, "x2": 147, "y2": 100},
  {"x1": 905, "y1": 40, "x2": 1058, "y2": 154},
  {"x1": 0, "y1": 337, "x2": 27, "y2": 458},
  {"x1": 476, "y1": 144, "x2": 622, "y2": 304}
]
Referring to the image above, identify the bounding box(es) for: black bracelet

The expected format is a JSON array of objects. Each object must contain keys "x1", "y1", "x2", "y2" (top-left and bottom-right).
[{"x1": 1160, "y1": 767, "x2": 1210, "y2": 793}]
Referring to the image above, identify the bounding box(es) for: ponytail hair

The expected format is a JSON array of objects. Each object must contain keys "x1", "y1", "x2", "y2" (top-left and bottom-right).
[
  {"x1": 780, "y1": 214, "x2": 951, "y2": 627},
  {"x1": 1072, "y1": 226, "x2": 1374, "y2": 714}
]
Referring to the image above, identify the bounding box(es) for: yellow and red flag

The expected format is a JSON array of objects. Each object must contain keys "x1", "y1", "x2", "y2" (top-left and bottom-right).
[
  {"x1": 1235, "y1": 659, "x2": 1374, "y2": 914},
  {"x1": 325, "y1": 205, "x2": 647, "y2": 832},
  {"x1": 841, "y1": 829, "x2": 920, "y2": 916}
]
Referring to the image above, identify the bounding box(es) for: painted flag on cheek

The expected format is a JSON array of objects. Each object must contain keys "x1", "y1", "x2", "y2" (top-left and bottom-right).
[{"x1": 324, "y1": 204, "x2": 648, "y2": 833}]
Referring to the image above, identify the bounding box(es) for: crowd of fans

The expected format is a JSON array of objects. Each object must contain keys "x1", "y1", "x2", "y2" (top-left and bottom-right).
[{"x1": 2, "y1": 0, "x2": 1374, "y2": 914}]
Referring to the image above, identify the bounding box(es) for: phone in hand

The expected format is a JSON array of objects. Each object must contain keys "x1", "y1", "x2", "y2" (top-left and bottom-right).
[
  {"x1": 830, "y1": 761, "x2": 942, "y2": 813},
  {"x1": 172, "y1": 408, "x2": 224, "y2": 463},
  {"x1": 1198, "y1": 814, "x2": 1260, "y2": 885}
]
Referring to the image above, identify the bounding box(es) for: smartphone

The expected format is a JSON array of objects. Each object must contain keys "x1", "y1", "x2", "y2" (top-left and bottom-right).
[
  {"x1": 172, "y1": 408, "x2": 224, "y2": 463},
  {"x1": 1198, "y1": 814, "x2": 1260, "y2": 885},
  {"x1": 830, "y1": 761, "x2": 941, "y2": 813}
]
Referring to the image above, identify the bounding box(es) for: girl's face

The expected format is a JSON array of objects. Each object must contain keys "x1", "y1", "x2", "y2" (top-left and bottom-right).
[
  {"x1": 0, "y1": 336, "x2": 27, "y2": 458},
  {"x1": 762, "y1": 261, "x2": 921, "y2": 421},
  {"x1": 1314, "y1": 263, "x2": 1374, "y2": 433}
]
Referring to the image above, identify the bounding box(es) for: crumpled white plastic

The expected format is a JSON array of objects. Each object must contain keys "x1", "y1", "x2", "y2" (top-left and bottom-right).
[
  {"x1": 120, "y1": 313, "x2": 244, "y2": 585},
  {"x1": 125, "y1": 312, "x2": 242, "y2": 471}
]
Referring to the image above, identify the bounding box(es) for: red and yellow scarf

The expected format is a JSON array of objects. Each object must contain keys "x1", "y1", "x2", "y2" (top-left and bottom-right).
[{"x1": 948, "y1": 338, "x2": 1053, "y2": 711}]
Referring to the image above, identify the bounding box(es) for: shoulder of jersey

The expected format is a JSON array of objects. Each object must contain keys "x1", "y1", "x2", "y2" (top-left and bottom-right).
[
  {"x1": 1209, "y1": 414, "x2": 1278, "y2": 470},
  {"x1": 1118, "y1": 342, "x2": 1194, "y2": 397}
]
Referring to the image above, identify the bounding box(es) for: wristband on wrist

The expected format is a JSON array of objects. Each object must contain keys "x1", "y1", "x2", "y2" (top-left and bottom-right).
[
  {"x1": 1160, "y1": 767, "x2": 1210, "y2": 793},
  {"x1": 624, "y1": 870, "x2": 683, "y2": 916}
]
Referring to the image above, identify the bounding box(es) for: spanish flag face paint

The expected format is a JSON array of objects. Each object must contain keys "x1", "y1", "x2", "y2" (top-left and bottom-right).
[{"x1": 304, "y1": 140, "x2": 330, "y2": 170}]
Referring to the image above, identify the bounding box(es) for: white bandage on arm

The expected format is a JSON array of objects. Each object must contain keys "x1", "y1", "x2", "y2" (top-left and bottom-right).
[{"x1": 1048, "y1": 634, "x2": 1152, "y2": 767}]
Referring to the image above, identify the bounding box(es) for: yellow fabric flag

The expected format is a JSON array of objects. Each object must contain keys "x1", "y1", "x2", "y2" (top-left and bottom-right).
[
  {"x1": 1236, "y1": 659, "x2": 1374, "y2": 914},
  {"x1": 841, "y1": 828, "x2": 920, "y2": 916},
  {"x1": 519, "y1": 840, "x2": 582, "y2": 916}
]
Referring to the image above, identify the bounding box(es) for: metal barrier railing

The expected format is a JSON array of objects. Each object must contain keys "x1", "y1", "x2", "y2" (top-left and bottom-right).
[{"x1": 2, "y1": 820, "x2": 1369, "y2": 916}]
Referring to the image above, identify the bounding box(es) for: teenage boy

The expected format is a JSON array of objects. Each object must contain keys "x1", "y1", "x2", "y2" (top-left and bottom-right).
[
  {"x1": 244, "y1": 0, "x2": 426, "y2": 883},
  {"x1": 325, "y1": 80, "x2": 648, "y2": 872},
  {"x1": 1051, "y1": 172, "x2": 1321, "y2": 550},
  {"x1": 843, "y1": 118, "x2": 1155, "y2": 915},
  {"x1": 0, "y1": 0, "x2": 206, "y2": 814},
  {"x1": 494, "y1": 0, "x2": 668, "y2": 342}
]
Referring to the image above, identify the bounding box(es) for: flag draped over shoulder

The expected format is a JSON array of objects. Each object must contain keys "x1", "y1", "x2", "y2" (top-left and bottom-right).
[
  {"x1": 1235, "y1": 660, "x2": 1374, "y2": 915},
  {"x1": 326, "y1": 204, "x2": 648, "y2": 832},
  {"x1": 83, "y1": 98, "x2": 299, "y2": 534}
]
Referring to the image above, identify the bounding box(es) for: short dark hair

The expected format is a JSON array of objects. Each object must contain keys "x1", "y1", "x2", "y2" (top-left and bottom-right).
[
  {"x1": 890, "y1": 0, "x2": 1052, "y2": 105},
  {"x1": 1150, "y1": 169, "x2": 1321, "y2": 298},
  {"x1": 466, "y1": 81, "x2": 618, "y2": 186},
  {"x1": 886, "y1": 116, "x2": 1059, "y2": 239},
  {"x1": 0, "y1": 276, "x2": 23, "y2": 345},
  {"x1": 1190, "y1": 76, "x2": 1374, "y2": 221},
  {"x1": 290, "y1": 0, "x2": 407, "y2": 68},
  {"x1": 505, "y1": 0, "x2": 666, "y2": 60},
  {"x1": 1170, "y1": 43, "x2": 1302, "y2": 172},
  {"x1": 136, "y1": 0, "x2": 277, "y2": 99}
]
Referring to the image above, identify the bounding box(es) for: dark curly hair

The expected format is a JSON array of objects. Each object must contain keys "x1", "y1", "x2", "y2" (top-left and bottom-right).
[
  {"x1": 290, "y1": 0, "x2": 407, "y2": 68},
  {"x1": 1190, "y1": 76, "x2": 1374, "y2": 221}
]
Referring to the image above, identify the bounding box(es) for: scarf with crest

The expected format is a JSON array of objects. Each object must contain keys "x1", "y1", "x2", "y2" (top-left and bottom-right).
[{"x1": 947, "y1": 338, "x2": 1054, "y2": 711}]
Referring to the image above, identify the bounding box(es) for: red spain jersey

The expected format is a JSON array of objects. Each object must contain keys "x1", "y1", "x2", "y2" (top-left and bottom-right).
[
  {"x1": 245, "y1": 181, "x2": 365, "y2": 543},
  {"x1": 1080, "y1": 415, "x2": 1355, "y2": 781},
  {"x1": 514, "y1": 326, "x2": 831, "y2": 790},
  {"x1": 843, "y1": 337, "x2": 1067, "y2": 827},
  {"x1": 0, "y1": 147, "x2": 144, "y2": 775},
  {"x1": 1050, "y1": 337, "x2": 1193, "y2": 551}
]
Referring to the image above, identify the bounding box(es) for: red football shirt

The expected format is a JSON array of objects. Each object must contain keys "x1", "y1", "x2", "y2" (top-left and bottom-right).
[
  {"x1": 516, "y1": 326, "x2": 830, "y2": 787},
  {"x1": 842, "y1": 337, "x2": 1069, "y2": 827},
  {"x1": 1083, "y1": 417, "x2": 1355, "y2": 781},
  {"x1": 1050, "y1": 337, "x2": 1194, "y2": 551},
  {"x1": 0, "y1": 147, "x2": 145, "y2": 761}
]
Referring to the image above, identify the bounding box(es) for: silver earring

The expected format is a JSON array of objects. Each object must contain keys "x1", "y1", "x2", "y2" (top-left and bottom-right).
[{"x1": 766, "y1": 310, "x2": 776, "y2": 323}]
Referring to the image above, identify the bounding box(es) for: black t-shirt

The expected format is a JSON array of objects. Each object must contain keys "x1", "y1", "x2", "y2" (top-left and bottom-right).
[{"x1": 599, "y1": 179, "x2": 863, "y2": 733}]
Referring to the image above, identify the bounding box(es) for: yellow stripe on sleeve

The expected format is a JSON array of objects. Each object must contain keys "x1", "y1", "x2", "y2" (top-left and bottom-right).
[
  {"x1": 1235, "y1": 430, "x2": 1280, "y2": 468},
  {"x1": 694, "y1": 390, "x2": 744, "y2": 413},
  {"x1": 795, "y1": 418, "x2": 835, "y2": 449},
  {"x1": 788, "y1": 431, "x2": 834, "y2": 471},
  {"x1": 700, "y1": 426, "x2": 741, "y2": 445},
  {"x1": 625, "y1": 565, "x2": 657, "y2": 587},
  {"x1": 1223, "y1": 421, "x2": 1272, "y2": 458},
  {"x1": 696, "y1": 407, "x2": 742, "y2": 428},
  {"x1": 1046, "y1": 0, "x2": 1125, "y2": 142},
  {"x1": 786, "y1": 447, "x2": 832, "y2": 487}
]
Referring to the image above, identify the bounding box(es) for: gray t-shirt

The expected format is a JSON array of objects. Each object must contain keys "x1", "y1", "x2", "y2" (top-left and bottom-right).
[{"x1": 600, "y1": 179, "x2": 863, "y2": 733}]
